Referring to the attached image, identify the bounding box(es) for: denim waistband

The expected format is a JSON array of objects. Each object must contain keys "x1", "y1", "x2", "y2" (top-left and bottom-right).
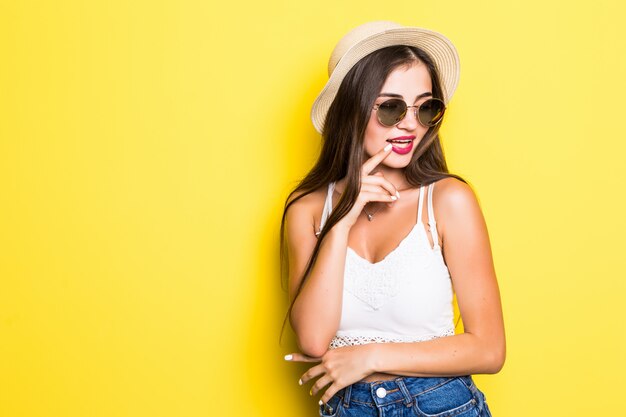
[{"x1": 335, "y1": 375, "x2": 477, "y2": 408}]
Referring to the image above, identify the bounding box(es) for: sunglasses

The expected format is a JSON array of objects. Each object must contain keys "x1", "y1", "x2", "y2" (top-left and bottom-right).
[{"x1": 372, "y1": 97, "x2": 446, "y2": 127}]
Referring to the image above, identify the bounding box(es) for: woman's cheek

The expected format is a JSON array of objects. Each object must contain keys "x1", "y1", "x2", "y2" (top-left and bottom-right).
[{"x1": 363, "y1": 129, "x2": 388, "y2": 155}]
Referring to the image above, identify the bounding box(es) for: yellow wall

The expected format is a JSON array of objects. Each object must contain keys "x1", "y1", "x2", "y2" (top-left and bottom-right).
[{"x1": 1, "y1": 1, "x2": 625, "y2": 416}]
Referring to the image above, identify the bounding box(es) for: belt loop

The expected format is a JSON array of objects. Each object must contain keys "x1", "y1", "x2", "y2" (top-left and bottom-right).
[
  {"x1": 461, "y1": 375, "x2": 479, "y2": 396},
  {"x1": 342, "y1": 384, "x2": 352, "y2": 408},
  {"x1": 394, "y1": 377, "x2": 414, "y2": 407}
]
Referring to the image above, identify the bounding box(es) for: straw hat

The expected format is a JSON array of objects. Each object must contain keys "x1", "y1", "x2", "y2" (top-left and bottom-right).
[{"x1": 310, "y1": 21, "x2": 460, "y2": 134}]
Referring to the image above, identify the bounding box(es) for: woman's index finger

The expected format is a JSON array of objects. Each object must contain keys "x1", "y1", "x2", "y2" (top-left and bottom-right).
[{"x1": 361, "y1": 143, "x2": 393, "y2": 175}]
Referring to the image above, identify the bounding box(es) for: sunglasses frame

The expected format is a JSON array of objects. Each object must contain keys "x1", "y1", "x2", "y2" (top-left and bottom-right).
[{"x1": 372, "y1": 97, "x2": 446, "y2": 128}]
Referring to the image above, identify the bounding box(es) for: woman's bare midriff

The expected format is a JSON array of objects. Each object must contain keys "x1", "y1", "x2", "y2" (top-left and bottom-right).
[{"x1": 360, "y1": 372, "x2": 400, "y2": 382}]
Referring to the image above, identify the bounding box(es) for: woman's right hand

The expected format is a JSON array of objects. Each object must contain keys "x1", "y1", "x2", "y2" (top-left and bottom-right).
[{"x1": 334, "y1": 143, "x2": 400, "y2": 230}]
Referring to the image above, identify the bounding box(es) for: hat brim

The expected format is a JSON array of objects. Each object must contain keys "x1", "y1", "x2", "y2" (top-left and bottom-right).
[{"x1": 310, "y1": 27, "x2": 460, "y2": 134}]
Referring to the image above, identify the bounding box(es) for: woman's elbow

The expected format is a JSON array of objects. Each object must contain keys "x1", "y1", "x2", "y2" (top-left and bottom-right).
[
  {"x1": 295, "y1": 334, "x2": 331, "y2": 358},
  {"x1": 290, "y1": 313, "x2": 334, "y2": 357},
  {"x1": 485, "y1": 343, "x2": 506, "y2": 374}
]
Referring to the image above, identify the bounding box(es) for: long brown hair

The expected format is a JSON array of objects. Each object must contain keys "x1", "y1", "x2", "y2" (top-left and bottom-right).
[{"x1": 278, "y1": 45, "x2": 467, "y2": 346}]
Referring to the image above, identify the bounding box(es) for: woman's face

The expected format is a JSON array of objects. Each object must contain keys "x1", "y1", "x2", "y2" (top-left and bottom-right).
[{"x1": 363, "y1": 61, "x2": 433, "y2": 167}]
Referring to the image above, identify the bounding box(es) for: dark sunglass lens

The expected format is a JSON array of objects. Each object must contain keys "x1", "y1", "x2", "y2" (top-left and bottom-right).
[
  {"x1": 418, "y1": 99, "x2": 445, "y2": 126},
  {"x1": 378, "y1": 99, "x2": 406, "y2": 126}
]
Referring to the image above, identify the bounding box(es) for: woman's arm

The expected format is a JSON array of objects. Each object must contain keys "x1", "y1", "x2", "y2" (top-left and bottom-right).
[
  {"x1": 286, "y1": 146, "x2": 398, "y2": 359},
  {"x1": 286, "y1": 194, "x2": 351, "y2": 358},
  {"x1": 295, "y1": 328, "x2": 502, "y2": 403},
  {"x1": 369, "y1": 178, "x2": 506, "y2": 376},
  {"x1": 292, "y1": 178, "x2": 504, "y2": 402},
  {"x1": 368, "y1": 331, "x2": 504, "y2": 377}
]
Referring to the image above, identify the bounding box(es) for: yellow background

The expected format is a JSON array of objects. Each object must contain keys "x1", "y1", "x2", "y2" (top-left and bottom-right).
[{"x1": 1, "y1": 1, "x2": 625, "y2": 416}]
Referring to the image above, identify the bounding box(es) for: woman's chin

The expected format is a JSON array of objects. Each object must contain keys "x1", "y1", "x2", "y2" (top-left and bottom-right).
[{"x1": 381, "y1": 159, "x2": 412, "y2": 170}]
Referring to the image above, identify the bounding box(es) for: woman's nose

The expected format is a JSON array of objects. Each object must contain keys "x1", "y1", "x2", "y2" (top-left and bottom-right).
[{"x1": 396, "y1": 107, "x2": 418, "y2": 130}]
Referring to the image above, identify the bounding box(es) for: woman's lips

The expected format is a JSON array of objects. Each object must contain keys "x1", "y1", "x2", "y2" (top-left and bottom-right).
[
  {"x1": 390, "y1": 141, "x2": 413, "y2": 154},
  {"x1": 386, "y1": 136, "x2": 415, "y2": 155}
]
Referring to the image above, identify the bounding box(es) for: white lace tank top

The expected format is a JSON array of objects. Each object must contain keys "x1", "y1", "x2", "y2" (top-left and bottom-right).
[{"x1": 317, "y1": 181, "x2": 455, "y2": 349}]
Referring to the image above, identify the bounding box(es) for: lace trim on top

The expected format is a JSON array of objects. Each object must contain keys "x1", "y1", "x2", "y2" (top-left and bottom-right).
[
  {"x1": 328, "y1": 328, "x2": 455, "y2": 349},
  {"x1": 343, "y1": 224, "x2": 433, "y2": 310}
]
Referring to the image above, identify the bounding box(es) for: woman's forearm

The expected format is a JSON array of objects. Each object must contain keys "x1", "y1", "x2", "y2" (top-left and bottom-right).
[
  {"x1": 290, "y1": 224, "x2": 351, "y2": 357},
  {"x1": 368, "y1": 332, "x2": 506, "y2": 377}
]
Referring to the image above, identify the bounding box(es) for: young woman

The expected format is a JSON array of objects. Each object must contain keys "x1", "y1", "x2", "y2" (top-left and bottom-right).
[{"x1": 279, "y1": 21, "x2": 505, "y2": 416}]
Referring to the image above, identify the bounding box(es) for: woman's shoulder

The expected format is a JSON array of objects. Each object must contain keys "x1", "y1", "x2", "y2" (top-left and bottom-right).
[
  {"x1": 432, "y1": 177, "x2": 483, "y2": 233},
  {"x1": 430, "y1": 176, "x2": 479, "y2": 218},
  {"x1": 286, "y1": 184, "x2": 328, "y2": 208},
  {"x1": 285, "y1": 184, "x2": 330, "y2": 230},
  {"x1": 432, "y1": 176, "x2": 475, "y2": 203}
]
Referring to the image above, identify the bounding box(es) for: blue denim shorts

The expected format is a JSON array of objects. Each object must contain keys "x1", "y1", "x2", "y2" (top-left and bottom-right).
[{"x1": 319, "y1": 375, "x2": 493, "y2": 417}]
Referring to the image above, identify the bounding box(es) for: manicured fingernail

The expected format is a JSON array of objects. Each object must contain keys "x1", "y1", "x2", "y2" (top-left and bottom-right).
[
  {"x1": 298, "y1": 378, "x2": 302, "y2": 385},
  {"x1": 284, "y1": 354, "x2": 292, "y2": 361},
  {"x1": 384, "y1": 143, "x2": 392, "y2": 151},
  {"x1": 396, "y1": 190, "x2": 400, "y2": 198},
  {"x1": 319, "y1": 400, "x2": 323, "y2": 406},
  {"x1": 391, "y1": 195, "x2": 397, "y2": 200}
]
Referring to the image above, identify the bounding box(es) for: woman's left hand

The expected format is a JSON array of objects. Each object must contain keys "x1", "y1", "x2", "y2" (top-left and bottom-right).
[{"x1": 285, "y1": 344, "x2": 378, "y2": 404}]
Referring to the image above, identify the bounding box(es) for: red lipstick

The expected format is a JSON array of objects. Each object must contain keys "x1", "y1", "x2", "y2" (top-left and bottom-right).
[{"x1": 386, "y1": 136, "x2": 415, "y2": 155}]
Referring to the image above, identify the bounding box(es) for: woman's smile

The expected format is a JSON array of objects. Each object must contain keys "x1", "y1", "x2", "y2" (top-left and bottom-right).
[{"x1": 387, "y1": 135, "x2": 416, "y2": 154}]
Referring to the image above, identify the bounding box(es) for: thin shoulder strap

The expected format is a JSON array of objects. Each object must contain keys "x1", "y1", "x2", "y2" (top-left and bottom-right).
[
  {"x1": 417, "y1": 184, "x2": 426, "y2": 225},
  {"x1": 427, "y1": 182, "x2": 440, "y2": 250},
  {"x1": 316, "y1": 181, "x2": 335, "y2": 236}
]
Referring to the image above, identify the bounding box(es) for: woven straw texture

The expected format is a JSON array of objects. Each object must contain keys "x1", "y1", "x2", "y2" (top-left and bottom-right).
[{"x1": 310, "y1": 21, "x2": 460, "y2": 134}]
